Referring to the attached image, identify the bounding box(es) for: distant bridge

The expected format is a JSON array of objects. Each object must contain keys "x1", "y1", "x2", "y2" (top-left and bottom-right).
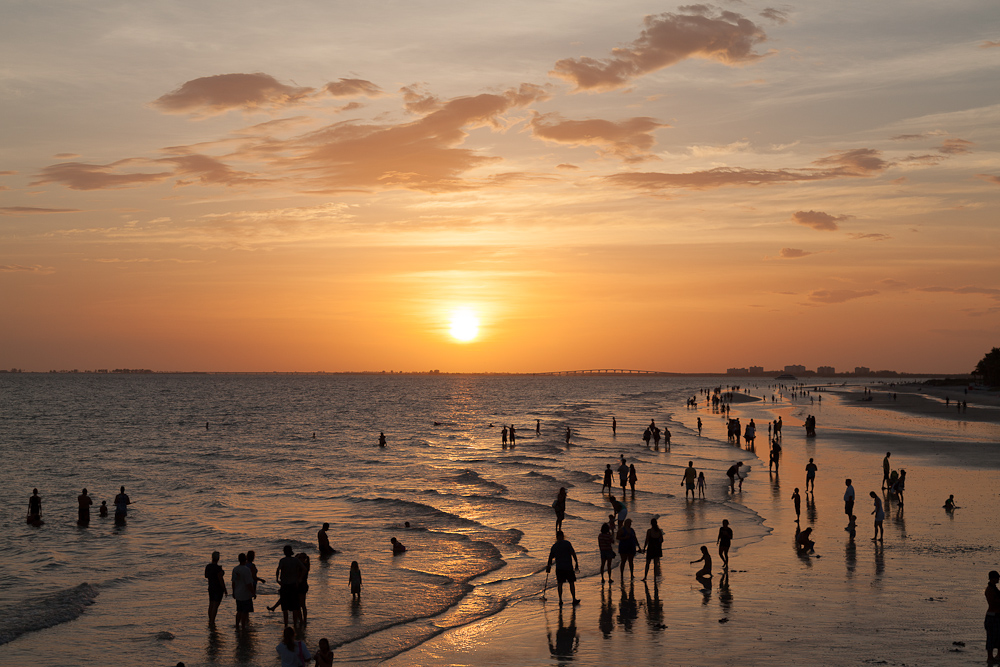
[{"x1": 533, "y1": 369, "x2": 673, "y2": 376}]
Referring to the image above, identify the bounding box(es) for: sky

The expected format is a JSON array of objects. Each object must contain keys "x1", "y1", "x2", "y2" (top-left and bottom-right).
[{"x1": 1, "y1": 0, "x2": 998, "y2": 374}]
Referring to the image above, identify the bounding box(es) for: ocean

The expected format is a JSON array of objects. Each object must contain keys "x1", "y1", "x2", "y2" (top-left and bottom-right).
[{"x1": 0, "y1": 373, "x2": 997, "y2": 666}]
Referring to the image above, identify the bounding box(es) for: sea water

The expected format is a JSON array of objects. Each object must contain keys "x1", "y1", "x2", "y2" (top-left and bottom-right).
[{"x1": 0, "y1": 373, "x2": 993, "y2": 666}]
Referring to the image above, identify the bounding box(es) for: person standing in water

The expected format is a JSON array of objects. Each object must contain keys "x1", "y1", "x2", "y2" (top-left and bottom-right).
[
  {"x1": 804, "y1": 459, "x2": 818, "y2": 492},
  {"x1": 882, "y1": 452, "x2": 891, "y2": 489},
  {"x1": 553, "y1": 487, "x2": 567, "y2": 532},
  {"x1": 349, "y1": 561, "x2": 363, "y2": 600},
  {"x1": 681, "y1": 461, "x2": 697, "y2": 499},
  {"x1": 870, "y1": 491, "x2": 884, "y2": 541},
  {"x1": 602, "y1": 464, "x2": 613, "y2": 494},
  {"x1": 628, "y1": 464, "x2": 637, "y2": 494},
  {"x1": 318, "y1": 523, "x2": 336, "y2": 557},
  {"x1": 844, "y1": 479, "x2": 856, "y2": 518},
  {"x1": 612, "y1": 417, "x2": 617, "y2": 435},
  {"x1": 536, "y1": 419, "x2": 541, "y2": 435},
  {"x1": 114, "y1": 486, "x2": 131, "y2": 525},
  {"x1": 618, "y1": 459, "x2": 629, "y2": 495},
  {"x1": 509, "y1": 424, "x2": 517, "y2": 446},
  {"x1": 641, "y1": 518, "x2": 663, "y2": 581},
  {"x1": 205, "y1": 551, "x2": 227, "y2": 624},
  {"x1": 791, "y1": 488, "x2": 802, "y2": 522},
  {"x1": 231, "y1": 552, "x2": 254, "y2": 630},
  {"x1": 378, "y1": 432, "x2": 387, "y2": 447},
  {"x1": 27, "y1": 488, "x2": 42, "y2": 524},
  {"x1": 77, "y1": 488, "x2": 93, "y2": 526},
  {"x1": 717, "y1": 519, "x2": 733, "y2": 569},
  {"x1": 617, "y1": 518, "x2": 639, "y2": 580}
]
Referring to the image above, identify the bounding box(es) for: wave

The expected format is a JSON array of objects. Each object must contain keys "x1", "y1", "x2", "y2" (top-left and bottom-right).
[
  {"x1": 0, "y1": 582, "x2": 98, "y2": 646},
  {"x1": 447, "y1": 469, "x2": 508, "y2": 494}
]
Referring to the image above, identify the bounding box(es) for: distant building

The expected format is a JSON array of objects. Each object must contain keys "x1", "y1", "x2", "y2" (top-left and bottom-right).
[
  {"x1": 817, "y1": 366, "x2": 835, "y2": 375},
  {"x1": 749, "y1": 366, "x2": 764, "y2": 375},
  {"x1": 727, "y1": 367, "x2": 750, "y2": 376},
  {"x1": 854, "y1": 366, "x2": 871, "y2": 376},
  {"x1": 784, "y1": 364, "x2": 807, "y2": 374}
]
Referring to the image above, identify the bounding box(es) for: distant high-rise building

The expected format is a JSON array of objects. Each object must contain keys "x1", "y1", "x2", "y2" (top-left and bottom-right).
[
  {"x1": 784, "y1": 364, "x2": 807, "y2": 373},
  {"x1": 749, "y1": 366, "x2": 764, "y2": 375},
  {"x1": 817, "y1": 366, "x2": 835, "y2": 375},
  {"x1": 854, "y1": 366, "x2": 871, "y2": 376},
  {"x1": 727, "y1": 367, "x2": 750, "y2": 376}
]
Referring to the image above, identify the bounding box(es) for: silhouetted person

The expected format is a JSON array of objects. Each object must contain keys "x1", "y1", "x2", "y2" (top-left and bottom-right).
[
  {"x1": 501, "y1": 425, "x2": 507, "y2": 446},
  {"x1": 882, "y1": 452, "x2": 891, "y2": 489},
  {"x1": 796, "y1": 527, "x2": 815, "y2": 553},
  {"x1": 682, "y1": 461, "x2": 697, "y2": 499},
  {"x1": 985, "y1": 570, "x2": 1000, "y2": 664},
  {"x1": 844, "y1": 479, "x2": 855, "y2": 517},
  {"x1": 247, "y1": 550, "x2": 264, "y2": 597},
  {"x1": 273, "y1": 544, "x2": 303, "y2": 625},
  {"x1": 618, "y1": 459, "x2": 628, "y2": 494},
  {"x1": 231, "y1": 552, "x2": 254, "y2": 629},
  {"x1": 791, "y1": 488, "x2": 801, "y2": 522},
  {"x1": 717, "y1": 519, "x2": 733, "y2": 569},
  {"x1": 565, "y1": 427, "x2": 571, "y2": 444},
  {"x1": 27, "y1": 488, "x2": 42, "y2": 525},
  {"x1": 697, "y1": 417, "x2": 702, "y2": 434},
  {"x1": 296, "y1": 552, "x2": 310, "y2": 622},
  {"x1": 77, "y1": 488, "x2": 93, "y2": 526},
  {"x1": 318, "y1": 523, "x2": 336, "y2": 557},
  {"x1": 944, "y1": 494, "x2": 957, "y2": 511},
  {"x1": 545, "y1": 530, "x2": 580, "y2": 605},
  {"x1": 553, "y1": 487, "x2": 567, "y2": 532},
  {"x1": 349, "y1": 561, "x2": 362, "y2": 600},
  {"x1": 726, "y1": 462, "x2": 742, "y2": 492},
  {"x1": 391, "y1": 537, "x2": 406, "y2": 554},
  {"x1": 612, "y1": 417, "x2": 617, "y2": 435},
  {"x1": 602, "y1": 464, "x2": 613, "y2": 493},
  {"x1": 870, "y1": 491, "x2": 884, "y2": 541},
  {"x1": 276, "y1": 626, "x2": 310, "y2": 667},
  {"x1": 598, "y1": 523, "x2": 615, "y2": 582},
  {"x1": 99, "y1": 501, "x2": 108, "y2": 517},
  {"x1": 205, "y1": 551, "x2": 227, "y2": 624},
  {"x1": 805, "y1": 458, "x2": 817, "y2": 492},
  {"x1": 536, "y1": 419, "x2": 540, "y2": 435},
  {"x1": 617, "y1": 518, "x2": 639, "y2": 579},
  {"x1": 691, "y1": 545, "x2": 713, "y2": 578},
  {"x1": 378, "y1": 431, "x2": 386, "y2": 447},
  {"x1": 641, "y1": 518, "x2": 663, "y2": 581},
  {"x1": 697, "y1": 471, "x2": 706, "y2": 497},
  {"x1": 114, "y1": 486, "x2": 130, "y2": 525},
  {"x1": 609, "y1": 495, "x2": 626, "y2": 524},
  {"x1": 509, "y1": 424, "x2": 516, "y2": 446},
  {"x1": 628, "y1": 464, "x2": 637, "y2": 494},
  {"x1": 315, "y1": 638, "x2": 334, "y2": 667},
  {"x1": 547, "y1": 606, "x2": 579, "y2": 658}
]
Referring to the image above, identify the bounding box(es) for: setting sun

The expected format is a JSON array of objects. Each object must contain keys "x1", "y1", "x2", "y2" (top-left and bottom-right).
[{"x1": 449, "y1": 309, "x2": 480, "y2": 343}]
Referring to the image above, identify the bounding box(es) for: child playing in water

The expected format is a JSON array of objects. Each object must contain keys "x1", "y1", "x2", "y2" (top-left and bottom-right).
[
  {"x1": 690, "y1": 545, "x2": 713, "y2": 578},
  {"x1": 99, "y1": 501, "x2": 108, "y2": 517},
  {"x1": 696, "y1": 472, "x2": 706, "y2": 497},
  {"x1": 349, "y1": 561, "x2": 362, "y2": 600}
]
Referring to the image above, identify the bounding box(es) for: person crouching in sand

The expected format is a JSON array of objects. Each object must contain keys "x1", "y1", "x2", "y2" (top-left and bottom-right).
[{"x1": 691, "y1": 545, "x2": 713, "y2": 581}]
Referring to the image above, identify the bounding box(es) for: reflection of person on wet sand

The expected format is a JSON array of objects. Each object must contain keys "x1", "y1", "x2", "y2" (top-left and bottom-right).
[
  {"x1": 547, "y1": 606, "x2": 579, "y2": 658},
  {"x1": 691, "y1": 545, "x2": 713, "y2": 578}
]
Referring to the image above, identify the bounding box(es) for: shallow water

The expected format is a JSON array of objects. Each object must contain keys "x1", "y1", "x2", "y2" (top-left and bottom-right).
[{"x1": 0, "y1": 373, "x2": 774, "y2": 666}]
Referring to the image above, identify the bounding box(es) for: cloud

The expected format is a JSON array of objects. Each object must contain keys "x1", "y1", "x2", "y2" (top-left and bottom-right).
[
  {"x1": 158, "y1": 153, "x2": 271, "y2": 187},
  {"x1": 401, "y1": 85, "x2": 443, "y2": 114},
  {"x1": 151, "y1": 73, "x2": 314, "y2": 116},
  {"x1": 917, "y1": 286, "x2": 1000, "y2": 301},
  {"x1": 808, "y1": 289, "x2": 878, "y2": 304},
  {"x1": 976, "y1": 174, "x2": 1000, "y2": 185},
  {"x1": 0, "y1": 264, "x2": 55, "y2": 274},
  {"x1": 529, "y1": 112, "x2": 667, "y2": 162},
  {"x1": 0, "y1": 170, "x2": 17, "y2": 176},
  {"x1": 848, "y1": 233, "x2": 891, "y2": 241},
  {"x1": 550, "y1": 10, "x2": 768, "y2": 92},
  {"x1": 0, "y1": 206, "x2": 81, "y2": 215},
  {"x1": 323, "y1": 78, "x2": 383, "y2": 98},
  {"x1": 880, "y1": 279, "x2": 907, "y2": 288},
  {"x1": 759, "y1": 8, "x2": 789, "y2": 24},
  {"x1": 981, "y1": 41, "x2": 1000, "y2": 49},
  {"x1": 53, "y1": 153, "x2": 79, "y2": 159},
  {"x1": 792, "y1": 210, "x2": 852, "y2": 231},
  {"x1": 556, "y1": 163, "x2": 580, "y2": 170},
  {"x1": 938, "y1": 138, "x2": 973, "y2": 154},
  {"x1": 889, "y1": 131, "x2": 946, "y2": 141},
  {"x1": 778, "y1": 248, "x2": 815, "y2": 258},
  {"x1": 605, "y1": 148, "x2": 889, "y2": 193},
  {"x1": 32, "y1": 160, "x2": 173, "y2": 190}
]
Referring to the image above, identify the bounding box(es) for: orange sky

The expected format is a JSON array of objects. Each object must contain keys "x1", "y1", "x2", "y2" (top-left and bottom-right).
[{"x1": 1, "y1": 2, "x2": 998, "y2": 373}]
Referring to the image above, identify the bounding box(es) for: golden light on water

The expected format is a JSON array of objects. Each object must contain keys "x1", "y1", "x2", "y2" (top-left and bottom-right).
[{"x1": 449, "y1": 309, "x2": 480, "y2": 343}]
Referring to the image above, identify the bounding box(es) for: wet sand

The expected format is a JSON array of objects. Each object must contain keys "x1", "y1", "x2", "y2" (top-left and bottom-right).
[{"x1": 387, "y1": 387, "x2": 1000, "y2": 666}]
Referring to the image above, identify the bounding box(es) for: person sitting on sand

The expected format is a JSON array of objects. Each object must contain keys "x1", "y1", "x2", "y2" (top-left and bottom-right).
[
  {"x1": 390, "y1": 537, "x2": 406, "y2": 554},
  {"x1": 796, "y1": 527, "x2": 815, "y2": 553},
  {"x1": 691, "y1": 545, "x2": 713, "y2": 578}
]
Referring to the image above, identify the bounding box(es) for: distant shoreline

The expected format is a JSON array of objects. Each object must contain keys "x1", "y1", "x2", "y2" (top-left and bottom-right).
[{"x1": 0, "y1": 370, "x2": 976, "y2": 379}]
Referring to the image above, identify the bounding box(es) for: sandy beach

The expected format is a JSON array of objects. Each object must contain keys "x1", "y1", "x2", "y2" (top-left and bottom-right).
[{"x1": 386, "y1": 384, "x2": 1000, "y2": 667}]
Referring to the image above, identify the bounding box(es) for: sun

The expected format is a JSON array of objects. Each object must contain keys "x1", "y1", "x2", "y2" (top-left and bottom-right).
[{"x1": 449, "y1": 308, "x2": 480, "y2": 343}]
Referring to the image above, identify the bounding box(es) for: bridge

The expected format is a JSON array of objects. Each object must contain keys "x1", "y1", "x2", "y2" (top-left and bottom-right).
[{"x1": 533, "y1": 369, "x2": 673, "y2": 376}]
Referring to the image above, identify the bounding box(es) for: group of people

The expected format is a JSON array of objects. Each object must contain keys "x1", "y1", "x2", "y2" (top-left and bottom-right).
[
  {"x1": 601, "y1": 456, "x2": 638, "y2": 496},
  {"x1": 641, "y1": 420, "x2": 670, "y2": 448},
  {"x1": 25, "y1": 486, "x2": 131, "y2": 527}
]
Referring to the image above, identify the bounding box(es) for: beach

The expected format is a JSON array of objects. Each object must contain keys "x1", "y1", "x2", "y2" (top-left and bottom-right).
[{"x1": 0, "y1": 375, "x2": 997, "y2": 666}]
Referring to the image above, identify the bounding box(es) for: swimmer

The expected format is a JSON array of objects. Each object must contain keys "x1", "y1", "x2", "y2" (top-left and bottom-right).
[{"x1": 391, "y1": 537, "x2": 406, "y2": 554}]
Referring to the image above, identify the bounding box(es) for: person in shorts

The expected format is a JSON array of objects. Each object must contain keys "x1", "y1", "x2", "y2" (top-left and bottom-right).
[
  {"x1": 205, "y1": 551, "x2": 227, "y2": 624},
  {"x1": 231, "y1": 552, "x2": 254, "y2": 629},
  {"x1": 546, "y1": 531, "x2": 580, "y2": 605},
  {"x1": 598, "y1": 523, "x2": 615, "y2": 582}
]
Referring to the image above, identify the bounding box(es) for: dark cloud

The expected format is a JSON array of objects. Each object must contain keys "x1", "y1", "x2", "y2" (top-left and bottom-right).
[
  {"x1": 551, "y1": 10, "x2": 768, "y2": 92},
  {"x1": 808, "y1": 289, "x2": 878, "y2": 304},
  {"x1": 848, "y1": 233, "x2": 890, "y2": 241},
  {"x1": 323, "y1": 78, "x2": 383, "y2": 98},
  {"x1": 939, "y1": 138, "x2": 973, "y2": 155},
  {"x1": 976, "y1": 174, "x2": 1000, "y2": 186},
  {"x1": 529, "y1": 113, "x2": 667, "y2": 162},
  {"x1": 792, "y1": 210, "x2": 852, "y2": 231},
  {"x1": 152, "y1": 73, "x2": 313, "y2": 116},
  {"x1": 759, "y1": 8, "x2": 789, "y2": 24},
  {"x1": 32, "y1": 160, "x2": 173, "y2": 191},
  {"x1": 917, "y1": 286, "x2": 1000, "y2": 301},
  {"x1": 0, "y1": 206, "x2": 81, "y2": 215},
  {"x1": 778, "y1": 248, "x2": 815, "y2": 258},
  {"x1": 605, "y1": 148, "x2": 889, "y2": 193}
]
